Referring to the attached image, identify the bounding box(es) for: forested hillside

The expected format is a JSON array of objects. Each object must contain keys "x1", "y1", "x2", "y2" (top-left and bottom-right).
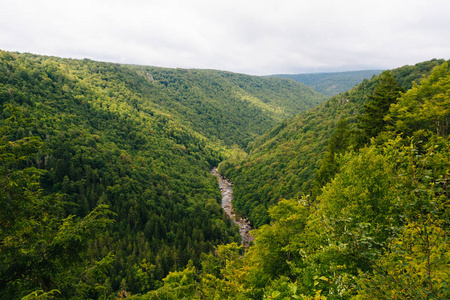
[
  {"x1": 0, "y1": 50, "x2": 325, "y2": 299},
  {"x1": 141, "y1": 60, "x2": 449, "y2": 299},
  {"x1": 2, "y1": 50, "x2": 449, "y2": 299},
  {"x1": 128, "y1": 67, "x2": 327, "y2": 147},
  {"x1": 221, "y1": 59, "x2": 446, "y2": 226},
  {"x1": 272, "y1": 70, "x2": 383, "y2": 96}
]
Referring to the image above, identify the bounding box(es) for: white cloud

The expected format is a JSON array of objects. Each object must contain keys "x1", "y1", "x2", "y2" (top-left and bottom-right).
[{"x1": 1, "y1": 0, "x2": 449, "y2": 75}]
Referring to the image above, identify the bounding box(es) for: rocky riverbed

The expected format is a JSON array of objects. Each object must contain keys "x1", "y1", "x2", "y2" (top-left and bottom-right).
[{"x1": 211, "y1": 167, "x2": 254, "y2": 247}]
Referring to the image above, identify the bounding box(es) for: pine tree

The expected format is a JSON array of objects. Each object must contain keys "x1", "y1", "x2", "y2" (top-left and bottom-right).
[
  {"x1": 358, "y1": 71, "x2": 402, "y2": 143},
  {"x1": 0, "y1": 106, "x2": 113, "y2": 298},
  {"x1": 313, "y1": 118, "x2": 350, "y2": 191}
]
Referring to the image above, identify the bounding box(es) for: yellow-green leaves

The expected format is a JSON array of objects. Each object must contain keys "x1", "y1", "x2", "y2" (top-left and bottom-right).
[
  {"x1": 388, "y1": 62, "x2": 450, "y2": 136},
  {"x1": 353, "y1": 220, "x2": 450, "y2": 299}
]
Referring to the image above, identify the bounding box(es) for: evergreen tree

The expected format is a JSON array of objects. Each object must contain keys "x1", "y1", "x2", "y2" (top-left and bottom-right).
[
  {"x1": 358, "y1": 71, "x2": 402, "y2": 143},
  {"x1": 0, "y1": 106, "x2": 113, "y2": 298},
  {"x1": 313, "y1": 118, "x2": 350, "y2": 191}
]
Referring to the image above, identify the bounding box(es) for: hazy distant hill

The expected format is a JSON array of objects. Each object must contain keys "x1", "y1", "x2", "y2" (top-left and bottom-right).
[{"x1": 271, "y1": 70, "x2": 383, "y2": 96}]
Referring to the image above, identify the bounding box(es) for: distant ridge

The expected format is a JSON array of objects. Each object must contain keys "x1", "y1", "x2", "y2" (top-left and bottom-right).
[{"x1": 270, "y1": 70, "x2": 383, "y2": 96}]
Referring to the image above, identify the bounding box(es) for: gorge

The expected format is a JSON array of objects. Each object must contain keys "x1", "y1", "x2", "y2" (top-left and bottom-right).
[{"x1": 211, "y1": 167, "x2": 254, "y2": 248}]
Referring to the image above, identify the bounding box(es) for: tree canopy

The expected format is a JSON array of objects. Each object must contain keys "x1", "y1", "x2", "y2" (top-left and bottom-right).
[
  {"x1": 139, "y1": 60, "x2": 450, "y2": 300},
  {"x1": 1, "y1": 50, "x2": 449, "y2": 299}
]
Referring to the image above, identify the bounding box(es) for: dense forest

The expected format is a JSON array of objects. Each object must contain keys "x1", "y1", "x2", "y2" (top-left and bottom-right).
[
  {"x1": 221, "y1": 59, "x2": 447, "y2": 227},
  {"x1": 1, "y1": 50, "x2": 449, "y2": 299},
  {"x1": 271, "y1": 70, "x2": 383, "y2": 96},
  {"x1": 0, "y1": 50, "x2": 326, "y2": 299},
  {"x1": 208, "y1": 59, "x2": 449, "y2": 299}
]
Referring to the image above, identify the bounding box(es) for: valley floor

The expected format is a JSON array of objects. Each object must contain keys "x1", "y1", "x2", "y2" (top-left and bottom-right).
[{"x1": 211, "y1": 167, "x2": 254, "y2": 247}]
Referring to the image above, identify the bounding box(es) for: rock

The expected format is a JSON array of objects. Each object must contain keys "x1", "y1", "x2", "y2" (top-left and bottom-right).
[{"x1": 211, "y1": 167, "x2": 254, "y2": 247}]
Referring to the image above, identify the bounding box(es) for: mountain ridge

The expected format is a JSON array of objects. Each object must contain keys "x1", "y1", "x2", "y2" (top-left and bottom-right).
[{"x1": 270, "y1": 69, "x2": 383, "y2": 96}]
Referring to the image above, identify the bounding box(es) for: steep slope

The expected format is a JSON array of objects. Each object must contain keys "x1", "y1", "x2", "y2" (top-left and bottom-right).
[
  {"x1": 0, "y1": 50, "x2": 232, "y2": 298},
  {"x1": 272, "y1": 70, "x2": 383, "y2": 96},
  {"x1": 71, "y1": 59, "x2": 327, "y2": 148},
  {"x1": 128, "y1": 61, "x2": 450, "y2": 300},
  {"x1": 0, "y1": 50, "x2": 326, "y2": 298},
  {"x1": 223, "y1": 59, "x2": 446, "y2": 227}
]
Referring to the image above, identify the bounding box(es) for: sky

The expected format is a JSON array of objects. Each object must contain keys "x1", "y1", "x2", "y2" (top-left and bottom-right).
[{"x1": 1, "y1": 0, "x2": 449, "y2": 75}]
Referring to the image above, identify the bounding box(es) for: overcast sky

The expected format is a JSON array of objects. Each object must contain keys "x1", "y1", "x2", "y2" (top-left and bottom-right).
[{"x1": 1, "y1": 0, "x2": 449, "y2": 75}]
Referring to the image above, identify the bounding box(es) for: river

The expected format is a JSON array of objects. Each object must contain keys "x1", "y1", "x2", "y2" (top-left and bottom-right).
[{"x1": 211, "y1": 167, "x2": 254, "y2": 247}]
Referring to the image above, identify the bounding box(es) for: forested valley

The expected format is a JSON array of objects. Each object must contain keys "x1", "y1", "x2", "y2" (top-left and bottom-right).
[
  {"x1": 0, "y1": 50, "x2": 324, "y2": 299},
  {"x1": 1, "y1": 50, "x2": 449, "y2": 299}
]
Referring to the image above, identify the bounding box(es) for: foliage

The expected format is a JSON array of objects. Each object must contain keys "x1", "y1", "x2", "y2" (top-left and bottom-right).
[
  {"x1": 206, "y1": 60, "x2": 449, "y2": 299},
  {"x1": 0, "y1": 49, "x2": 326, "y2": 298},
  {"x1": 354, "y1": 221, "x2": 450, "y2": 300},
  {"x1": 352, "y1": 135, "x2": 450, "y2": 299},
  {"x1": 128, "y1": 261, "x2": 198, "y2": 299},
  {"x1": 119, "y1": 64, "x2": 326, "y2": 148},
  {"x1": 2, "y1": 48, "x2": 449, "y2": 299},
  {"x1": 388, "y1": 62, "x2": 450, "y2": 137},
  {"x1": 357, "y1": 70, "x2": 403, "y2": 144},
  {"x1": 206, "y1": 134, "x2": 449, "y2": 299},
  {"x1": 0, "y1": 107, "x2": 113, "y2": 298},
  {"x1": 217, "y1": 145, "x2": 248, "y2": 178},
  {"x1": 0, "y1": 50, "x2": 251, "y2": 297},
  {"x1": 223, "y1": 59, "x2": 447, "y2": 227},
  {"x1": 312, "y1": 118, "x2": 350, "y2": 192}
]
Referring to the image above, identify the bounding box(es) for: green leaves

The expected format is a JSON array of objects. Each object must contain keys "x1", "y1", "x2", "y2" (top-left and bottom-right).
[
  {"x1": 388, "y1": 62, "x2": 450, "y2": 137},
  {"x1": 0, "y1": 105, "x2": 115, "y2": 298},
  {"x1": 2, "y1": 50, "x2": 449, "y2": 299},
  {"x1": 313, "y1": 118, "x2": 350, "y2": 191},
  {"x1": 21, "y1": 289, "x2": 61, "y2": 300},
  {"x1": 354, "y1": 220, "x2": 450, "y2": 300},
  {"x1": 358, "y1": 70, "x2": 403, "y2": 144}
]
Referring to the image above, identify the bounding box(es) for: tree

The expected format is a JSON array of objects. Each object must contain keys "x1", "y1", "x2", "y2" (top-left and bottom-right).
[
  {"x1": 0, "y1": 106, "x2": 113, "y2": 298},
  {"x1": 353, "y1": 135, "x2": 450, "y2": 299},
  {"x1": 313, "y1": 118, "x2": 350, "y2": 191},
  {"x1": 358, "y1": 71, "x2": 402, "y2": 143},
  {"x1": 387, "y1": 62, "x2": 450, "y2": 137}
]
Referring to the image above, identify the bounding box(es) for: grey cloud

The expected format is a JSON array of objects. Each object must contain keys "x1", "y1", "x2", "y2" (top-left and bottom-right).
[{"x1": 1, "y1": 0, "x2": 449, "y2": 75}]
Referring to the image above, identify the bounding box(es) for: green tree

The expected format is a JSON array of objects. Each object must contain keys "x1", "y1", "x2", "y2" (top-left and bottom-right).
[
  {"x1": 358, "y1": 71, "x2": 402, "y2": 143},
  {"x1": 131, "y1": 260, "x2": 198, "y2": 299},
  {"x1": 353, "y1": 135, "x2": 450, "y2": 299},
  {"x1": 313, "y1": 118, "x2": 350, "y2": 191},
  {"x1": 387, "y1": 62, "x2": 450, "y2": 137},
  {"x1": 0, "y1": 106, "x2": 113, "y2": 299}
]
